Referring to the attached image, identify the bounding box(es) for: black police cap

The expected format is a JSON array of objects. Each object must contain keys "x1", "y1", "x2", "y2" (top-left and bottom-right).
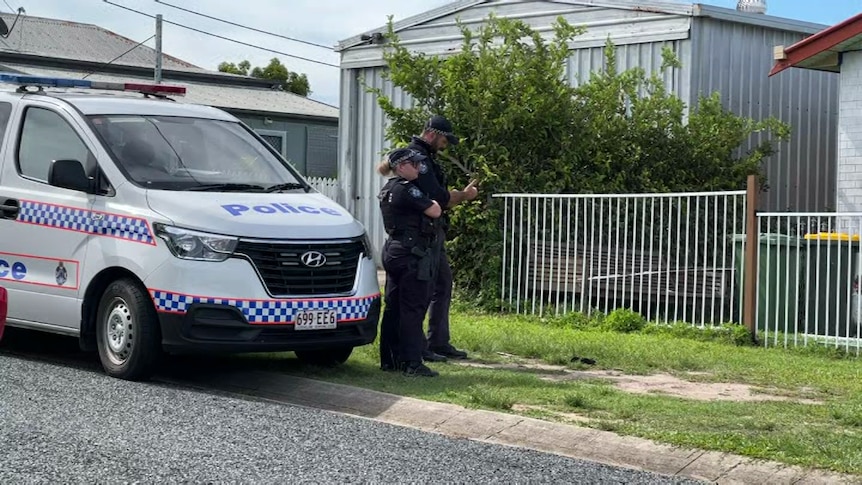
[
  {"x1": 388, "y1": 148, "x2": 427, "y2": 168},
  {"x1": 424, "y1": 115, "x2": 460, "y2": 145}
]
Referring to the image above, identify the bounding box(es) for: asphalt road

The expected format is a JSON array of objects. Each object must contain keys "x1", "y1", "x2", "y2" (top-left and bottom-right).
[{"x1": 0, "y1": 331, "x2": 704, "y2": 484}]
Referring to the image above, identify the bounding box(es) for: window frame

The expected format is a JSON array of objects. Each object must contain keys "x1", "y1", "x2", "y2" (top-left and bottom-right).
[
  {"x1": 255, "y1": 129, "x2": 287, "y2": 157},
  {"x1": 0, "y1": 101, "x2": 15, "y2": 155},
  {"x1": 15, "y1": 105, "x2": 97, "y2": 186}
]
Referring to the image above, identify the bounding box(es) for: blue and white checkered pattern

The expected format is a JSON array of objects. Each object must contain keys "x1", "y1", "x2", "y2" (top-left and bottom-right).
[
  {"x1": 150, "y1": 290, "x2": 380, "y2": 325},
  {"x1": 18, "y1": 201, "x2": 154, "y2": 245}
]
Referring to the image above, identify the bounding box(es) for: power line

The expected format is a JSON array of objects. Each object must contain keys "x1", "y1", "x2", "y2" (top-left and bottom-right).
[
  {"x1": 102, "y1": 1, "x2": 338, "y2": 68},
  {"x1": 153, "y1": 0, "x2": 332, "y2": 51},
  {"x1": 2, "y1": 1, "x2": 13, "y2": 13},
  {"x1": 82, "y1": 34, "x2": 155, "y2": 79}
]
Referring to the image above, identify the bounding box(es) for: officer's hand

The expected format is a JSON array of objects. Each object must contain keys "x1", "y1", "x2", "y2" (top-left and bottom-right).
[
  {"x1": 425, "y1": 200, "x2": 442, "y2": 219},
  {"x1": 463, "y1": 179, "x2": 479, "y2": 201}
]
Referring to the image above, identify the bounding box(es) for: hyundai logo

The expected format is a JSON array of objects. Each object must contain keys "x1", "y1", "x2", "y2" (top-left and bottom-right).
[{"x1": 300, "y1": 251, "x2": 327, "y2": 268}]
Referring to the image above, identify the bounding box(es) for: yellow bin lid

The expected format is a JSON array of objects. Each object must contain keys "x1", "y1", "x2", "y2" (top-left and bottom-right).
[{"x1": 803, "y1": 232, "x2": 861, "y2": 241}]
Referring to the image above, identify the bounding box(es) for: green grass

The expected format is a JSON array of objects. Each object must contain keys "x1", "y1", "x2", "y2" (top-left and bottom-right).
[{"x1": 230, "y1": 309, "x2": 862, "y2": 476}]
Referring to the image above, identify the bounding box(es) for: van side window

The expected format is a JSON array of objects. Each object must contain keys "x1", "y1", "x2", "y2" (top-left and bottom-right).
[{"x1": 18, "y1": 107, "x2": 95, "y2": 183}]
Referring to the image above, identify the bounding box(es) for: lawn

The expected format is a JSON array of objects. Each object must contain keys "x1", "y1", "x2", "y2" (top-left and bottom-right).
[{"x1": 235, "y1": 308, "x2": 862, "y2": 476}]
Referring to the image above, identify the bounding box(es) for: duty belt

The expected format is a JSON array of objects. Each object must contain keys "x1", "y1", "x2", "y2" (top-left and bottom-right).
[
  {"x1": 388, "y1": 229, "x2": 435, "y2": 246},
  {"x1": 388, "y1": 229, "x2": 438, "y2": 281}
]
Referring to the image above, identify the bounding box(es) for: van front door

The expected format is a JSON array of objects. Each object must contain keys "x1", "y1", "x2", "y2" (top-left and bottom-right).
[{"x1": 0, "y1": 101, "x2": 98, "y2": 332}]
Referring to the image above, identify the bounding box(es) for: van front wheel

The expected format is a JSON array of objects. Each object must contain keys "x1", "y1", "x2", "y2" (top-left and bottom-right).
[{"x1": 96, "y1": 278, "x2": 161, "y2": 381}]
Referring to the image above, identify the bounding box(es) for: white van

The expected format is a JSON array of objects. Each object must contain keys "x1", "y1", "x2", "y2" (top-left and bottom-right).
[{"x1": 0, "y1": 74, "x2": 380, "y2": 380}]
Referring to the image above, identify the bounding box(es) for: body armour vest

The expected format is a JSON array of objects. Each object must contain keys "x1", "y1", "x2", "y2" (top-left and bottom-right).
[{"x1": 378, "y1": 177, "x2": 435, "y2": 239}]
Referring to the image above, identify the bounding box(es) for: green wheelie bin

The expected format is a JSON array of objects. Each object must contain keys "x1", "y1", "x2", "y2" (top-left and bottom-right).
[
  {"x1": 800, "y1": 233, "x2": 860, "y2": 337},
  {"x1": 732, "y1": 233, "x2": 804, "y2": 332}
]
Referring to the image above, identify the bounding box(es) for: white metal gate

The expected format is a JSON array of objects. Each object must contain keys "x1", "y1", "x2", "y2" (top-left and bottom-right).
[{"x1": 494, "y1": 191, "x2": 748, "y2": 326}]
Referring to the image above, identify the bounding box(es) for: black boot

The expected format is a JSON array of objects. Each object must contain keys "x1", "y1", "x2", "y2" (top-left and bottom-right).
[
  {"x1": 401, "y1": 361, "x2": 439, "y2": 377},
  {"x1": 430, "y1": 344, "x2": 468, "y2": 360},
  {"x1": 422, "y1": 349, "x2": 448, "y2": 363}
]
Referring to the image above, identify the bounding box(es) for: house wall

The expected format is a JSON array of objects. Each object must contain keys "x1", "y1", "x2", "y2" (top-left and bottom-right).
[
  {"x1": 690, "y1": 17, "x2": 839, "y2": 211},
  {"x1": 238, "y1": 114, "x2": 338, "y2": 177},
  {"x1": 836, "y1": 51, "x2": 862, "y2": 215}
]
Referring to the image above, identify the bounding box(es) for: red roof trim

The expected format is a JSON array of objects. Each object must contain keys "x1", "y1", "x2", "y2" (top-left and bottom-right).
[{"x1": 770, "y1": 12, "x2": 862, "y2": 76}]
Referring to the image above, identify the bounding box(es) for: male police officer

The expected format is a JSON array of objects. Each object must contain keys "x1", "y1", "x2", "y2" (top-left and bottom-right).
[
  {"x1": 408, "y1": 115, "x2": 478, "y2": 361},
  {"x1": 377, "y1": 148, "x2": 443, "y2": 377}
]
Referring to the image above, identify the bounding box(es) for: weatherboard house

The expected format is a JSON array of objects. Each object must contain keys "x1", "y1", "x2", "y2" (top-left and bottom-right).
[
  {"x1": 771, "y1": 13, "x2": 862, "y2": 220},
  {"x1": 0, "y1": 10, "x2": 338, "y2": 178}
]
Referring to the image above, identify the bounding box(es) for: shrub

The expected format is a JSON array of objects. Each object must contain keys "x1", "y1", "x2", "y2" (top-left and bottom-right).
[{"x1": 603, "y1": 308, "x2": 647, "y2": 333}]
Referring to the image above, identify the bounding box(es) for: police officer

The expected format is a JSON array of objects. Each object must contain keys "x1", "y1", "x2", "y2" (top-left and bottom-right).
[
  {"x1": 408, "y1": 115, "x2": 478, "y2": 362},
  {"x1": 377, "y1": 148, "x2": 443, "y2": 377}
]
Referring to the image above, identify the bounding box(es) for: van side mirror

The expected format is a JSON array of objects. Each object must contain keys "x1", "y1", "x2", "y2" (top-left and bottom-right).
[{"x1": 48, "y1": 159, "x2": 93, "y2": 193}]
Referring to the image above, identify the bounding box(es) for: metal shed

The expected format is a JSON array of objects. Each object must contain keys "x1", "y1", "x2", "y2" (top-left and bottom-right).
[{"x1": 336, "y1": 0, "x2": 838, "y2": 255}]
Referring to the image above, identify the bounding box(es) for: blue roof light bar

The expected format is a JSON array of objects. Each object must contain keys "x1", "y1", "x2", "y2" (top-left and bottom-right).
[{"x1": 0, "y1": 72, "x2": 187, "y2": 96}]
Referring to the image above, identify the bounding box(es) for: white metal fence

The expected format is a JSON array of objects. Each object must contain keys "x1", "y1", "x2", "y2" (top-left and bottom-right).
[
  {"x1": 754, "y1": 213, "x2": 862, "y2": 353},
  {"x1": 495, "y1": 191, "x2": 748, "y2": 326},
  {"x1": 306, "y1": 176, "x2": 343, "y2": 205}
]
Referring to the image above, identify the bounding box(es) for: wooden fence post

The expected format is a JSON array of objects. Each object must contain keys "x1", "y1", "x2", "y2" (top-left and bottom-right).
[{"x1": 743, "y1": 174, "x2": 758, "y2": 338}]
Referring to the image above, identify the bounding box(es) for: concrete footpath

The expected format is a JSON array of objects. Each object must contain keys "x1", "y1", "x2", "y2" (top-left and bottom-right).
[{"x1": 161, "y1": 368, "x2": 858, "y2": 485}]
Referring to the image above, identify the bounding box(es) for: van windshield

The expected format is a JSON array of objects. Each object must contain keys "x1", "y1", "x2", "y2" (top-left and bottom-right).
[{"x1": 88, "y1": 115, "x2": 307, "y2": 192}]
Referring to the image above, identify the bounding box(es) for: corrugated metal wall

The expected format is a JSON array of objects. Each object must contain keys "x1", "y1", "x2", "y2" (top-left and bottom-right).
[
  {"x1": 339, "y1": 1, "x2": 691, "y2": 69},
  {"x1": 690, "y1": 17, "x2": 838, "y2": 211},
  {"x1": 565, "y1": 39, "x2": 691, "y2": 102},
  {"x1": 337, "y1": 66, "x2": 414, "y2": 261}
]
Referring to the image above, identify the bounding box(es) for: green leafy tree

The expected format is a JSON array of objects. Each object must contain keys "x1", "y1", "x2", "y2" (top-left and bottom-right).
[
  {"x1": 217, "y1": 60, "x2": 251, "y2": 76},
  {"x1": 218, "y1": 58, "x2": 311, "y2": 96},
  {"x1": 368, "y1": 14, "x2": 790, "y2": 306}
]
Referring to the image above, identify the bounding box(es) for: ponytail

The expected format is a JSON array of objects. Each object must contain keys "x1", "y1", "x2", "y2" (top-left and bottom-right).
[{"x1": 377, "y1": 158, "x2": 393, "y2": 176}]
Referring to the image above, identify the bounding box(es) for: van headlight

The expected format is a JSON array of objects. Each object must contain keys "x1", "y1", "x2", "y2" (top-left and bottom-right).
[
  {"x1": 154, "y1": 224, "x2": 238, "y2": 262},
  {"x1": 360, "y1": 233, "x2": 374, "y2": 258}
]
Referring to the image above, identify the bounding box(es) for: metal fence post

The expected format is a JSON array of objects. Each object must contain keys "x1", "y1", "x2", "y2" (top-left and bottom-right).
[{"x1": 743, "y1": 174, "x2": 758, "y2": 338}]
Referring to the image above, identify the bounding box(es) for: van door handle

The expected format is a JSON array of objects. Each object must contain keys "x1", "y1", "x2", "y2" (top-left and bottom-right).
[{"x1": 0, "y1": 198, "x2": 18, "y2": 219}]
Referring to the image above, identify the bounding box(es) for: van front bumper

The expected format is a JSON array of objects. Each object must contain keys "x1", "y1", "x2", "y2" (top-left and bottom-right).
[
  {"x1": 144, "y1": 253, "x2": 382, "y2": 354},
  {"x1": 156, "y1": 296, "x2": 380, "y2": 354}
]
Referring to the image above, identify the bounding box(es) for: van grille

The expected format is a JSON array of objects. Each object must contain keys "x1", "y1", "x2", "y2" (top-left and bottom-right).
[{"x1": 234, "y1": 239, "x2": 363, "y2": 296}]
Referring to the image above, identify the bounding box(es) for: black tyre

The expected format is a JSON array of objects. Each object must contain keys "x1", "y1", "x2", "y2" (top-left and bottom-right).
[
  {"x1": 95, "y1": 278, "x2": 161, "y2": 380},
  {"x1": 295, "y1": 347, "x2": 353, "y2": 366}
]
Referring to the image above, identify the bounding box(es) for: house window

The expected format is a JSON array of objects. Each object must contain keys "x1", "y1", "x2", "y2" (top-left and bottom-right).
[
  {"x1": 256, "y1": 129, "x2": 287, "y2": 157},
  {"x1": 306, "y1": 125, "x2": 337, "y2": 178}
]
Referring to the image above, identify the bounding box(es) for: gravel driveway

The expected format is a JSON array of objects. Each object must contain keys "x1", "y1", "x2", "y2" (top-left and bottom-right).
[{"x1": 0, "y1": 348, "x2": 704, "y2": 484}]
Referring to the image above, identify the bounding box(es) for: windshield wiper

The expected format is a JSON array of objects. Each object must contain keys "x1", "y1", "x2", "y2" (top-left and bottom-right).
[
  {"x1": 186, "y1": 183, "x2": 266, "y2": 192},
  {"x1": 264, "y1": 182, "x2": 308, "y2": 193}
]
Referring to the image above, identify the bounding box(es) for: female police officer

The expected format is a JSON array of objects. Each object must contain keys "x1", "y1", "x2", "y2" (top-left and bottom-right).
[{"x1": 376, "y1": 148, "x2": 442, "y2": 377}]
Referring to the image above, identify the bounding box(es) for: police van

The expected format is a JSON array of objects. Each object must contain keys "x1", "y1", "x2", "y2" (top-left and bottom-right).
[
  {"x1": 0, "y1": 74, "x2": 380, "y2": 380},
  {"x1": 0, "y1": 286, "x2": 6, "y2": 341}
]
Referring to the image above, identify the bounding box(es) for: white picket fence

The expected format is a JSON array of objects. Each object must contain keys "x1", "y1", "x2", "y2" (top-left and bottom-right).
[
  {"x1": 306, "y1": 176, "x2": 343, "y2": 205},
  {"x1": 494, "y1": 191, "x2": 749, "y2": 326}
]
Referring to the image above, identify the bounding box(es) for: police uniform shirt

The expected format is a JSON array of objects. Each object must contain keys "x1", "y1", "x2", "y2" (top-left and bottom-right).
[
  {"x1": 381, "y1": 176, "x2": 435, "y2": 228},
  {"x1": 407, "y1": 136, "x2": 450, "y2": 208}
]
